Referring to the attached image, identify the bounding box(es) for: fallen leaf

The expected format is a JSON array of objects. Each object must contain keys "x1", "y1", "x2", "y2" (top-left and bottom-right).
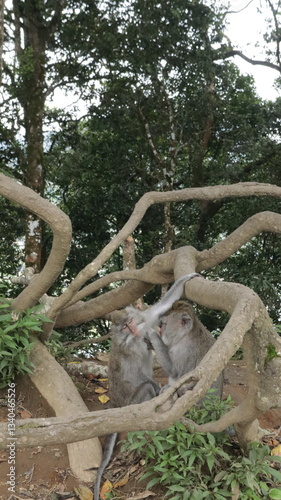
[
  {"x1": 20, "y1": 409, "x2": 32, "y2": 419},
  {"x1": 265, "y1": 438, "x2": 279, "y2": 447},
  {"x1": 98, "y1": 394, "x2": 110, "y2": 404},
  {"x1": 95, "y1": 387, "x2": 108, "y2": 394},
  {"x1": 271, "y1": 444, "x2": 281, "y2": 456},
  {"x1": 99, "y1": 378, "x2": 108, "y2": 382},
  {"x1": 129, "y1": 464, "x2": 140, "y2": 474},
  {"x1": 125, "y1": 491, "x2": 156, "y2": 499},
  {"x1": 113, "y1": 471, "x2": 130, "y2": 488},
  {"x1": 100, "y1": 479, "x2": 113, "y2": 499},
  {"x1": 74, "y1": 484, "x2": 93, "y2": 500}
]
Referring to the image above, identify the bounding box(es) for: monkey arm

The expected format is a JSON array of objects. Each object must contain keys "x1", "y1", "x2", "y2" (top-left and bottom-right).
[
  {"x1": 146, "y1": 273, "x2": 200, "y2": 322},
  {"x1": 148, "y1": 330, "x2": 174, "y2": 375}
]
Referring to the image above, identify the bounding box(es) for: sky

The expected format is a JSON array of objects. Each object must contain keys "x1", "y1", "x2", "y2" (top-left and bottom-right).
[{"x1": 225, "y1": 0, "x2": 280, "y2": 100}]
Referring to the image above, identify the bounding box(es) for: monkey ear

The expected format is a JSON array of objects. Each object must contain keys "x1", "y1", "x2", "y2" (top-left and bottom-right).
[{"x1": 181, "y1": 314, "x2": 193, "y2": 328}]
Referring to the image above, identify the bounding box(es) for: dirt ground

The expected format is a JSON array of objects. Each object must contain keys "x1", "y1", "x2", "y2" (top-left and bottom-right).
[{"x1": 0, "y1": 359, "x2": 280, "y2": 500}]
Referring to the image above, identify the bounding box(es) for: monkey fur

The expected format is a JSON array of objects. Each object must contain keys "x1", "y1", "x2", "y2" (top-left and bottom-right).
[
  {"x1": 148, "y1": 300, "x2": 223, "y2": 399},
  {"x1": 94, "y1": 273, "x2": 200, "y2": 499}
]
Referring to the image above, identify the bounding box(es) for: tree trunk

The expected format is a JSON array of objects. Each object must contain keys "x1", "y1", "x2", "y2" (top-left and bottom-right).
[
  {"x1": 0, "y1": 0, "x2": 4, "y2": 84},
  {"x1": 13, "y1": 0, "x2": 47, "y2": 272},
  {"x1": 28, "y1": 338, "x2": 102, "y2": 482}
]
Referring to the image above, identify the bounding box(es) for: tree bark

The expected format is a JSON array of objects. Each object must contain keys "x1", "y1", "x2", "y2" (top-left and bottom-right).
[
  {"x1": 27, "y1": 338, "x2": 102, "y2": 482},
  {"x1": 0, "y1": 0, "x2": 4, "y2": 84}
]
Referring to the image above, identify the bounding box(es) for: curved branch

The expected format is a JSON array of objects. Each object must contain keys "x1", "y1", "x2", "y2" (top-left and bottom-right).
[
  {"x1": 55, "y1": 208, "x2": 281, "y2": 327},
  {"x1": 54, "y1": 247, "x2": 196, "y2": 328},
  {"x1": 198, "y1": 211, "x2": 281, "y2": 270},
  {"x1": 2, "y1": 275, "x2": 279, "y2": 450},
  {"x1": 49, "y1": 182, "x2": 281, "y2": 322},
  {"x1": 0, "y1": 173, "x2": 72, "y2": 310}
]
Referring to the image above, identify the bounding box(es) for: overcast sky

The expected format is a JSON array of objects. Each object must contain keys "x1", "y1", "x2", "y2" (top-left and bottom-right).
[{"x1": 225, "y1": 0, "x2": 280, "y2": 100}]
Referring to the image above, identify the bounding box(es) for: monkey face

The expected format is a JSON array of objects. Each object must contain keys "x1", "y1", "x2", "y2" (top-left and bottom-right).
[{"x1": 160, "y1": 312, "x2": 194, "y2": 345}]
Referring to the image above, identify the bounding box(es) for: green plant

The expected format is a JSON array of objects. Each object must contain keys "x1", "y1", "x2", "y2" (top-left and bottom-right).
[
  {"x1": 45, "y1": 330, "x2": 71, "y2": 360},
  {"x1": 215, "y1": 442, "x2": 281, "y2": 500},
  {"x1": 122, "y1": 395, "x2": 281, "y2": 499},
  {"x1": 187, "y1": 393, "x2": 235, "y2": 426},
  {"x1": 0, "y1": 299, "x2": 52, "y2": 387}
]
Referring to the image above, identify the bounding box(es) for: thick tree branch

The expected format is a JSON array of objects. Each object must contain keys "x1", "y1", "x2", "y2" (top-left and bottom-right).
[
  {"x1": 0, "y1": 173, "x2": 72, "y2": 311},
  {"x1": 49, "y1": 183, "x2": 281, "y2": 324},
  {"x1": 54, "y1": 208, "x2": 281, "y2": 328},
  {"x1": 3, "y1": 275, "x2": 279, "y2": 450},
  {"x1": 198, "y1": 211, "x2": 281, "y2": 271}
]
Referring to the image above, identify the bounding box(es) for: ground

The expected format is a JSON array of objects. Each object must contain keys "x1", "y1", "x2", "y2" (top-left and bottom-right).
[{"x1": 0, "y1": 359, "x2": 280, "y2": 500}]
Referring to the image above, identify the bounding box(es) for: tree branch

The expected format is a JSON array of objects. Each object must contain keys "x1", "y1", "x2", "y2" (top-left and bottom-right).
[
  {"x1": 0, "y1": 173, "x2": 72, "y2": 311},
  {"x1": 220, "y1": 50, "x2": 281, "y2": 73},
  {"x1": 51, "y1": 182, "x2": 281, "y2": 319}
]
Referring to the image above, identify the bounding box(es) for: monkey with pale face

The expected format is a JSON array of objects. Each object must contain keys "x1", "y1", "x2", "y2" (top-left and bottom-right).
[
  {"x1": 94, "y1": 273, "x2": 200, "y2": 500},
  {"x1": 148, "y1": 300, "x2": 223, "y2": 399}
]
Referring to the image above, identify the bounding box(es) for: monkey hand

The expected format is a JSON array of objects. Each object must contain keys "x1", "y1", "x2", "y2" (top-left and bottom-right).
[{"x1": 160, "y1": 384, "x2": 170, "y2": 393}]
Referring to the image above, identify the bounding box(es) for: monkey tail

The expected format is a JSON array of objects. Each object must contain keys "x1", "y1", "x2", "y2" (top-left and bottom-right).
[
  {"x1": 94, "y1": 432, "x2": 118, "y2": 500},
  {"x1": 148, "y1": 273, "x2": 201, "y2": 320}
]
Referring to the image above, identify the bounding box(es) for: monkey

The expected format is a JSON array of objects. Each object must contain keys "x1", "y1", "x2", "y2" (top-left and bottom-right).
[
  {"x1": 148, "y1": 300, "x2": 223, "y2": 400},
  {"x1": 93, "y1": 315, "x2": 160, "y2": 500},
  {"x1": 94, "y1": 273, "x2": 200, "y2": 500},
  {"x1": 125, "y1": 273, "x2": 201, "y2": 338}
]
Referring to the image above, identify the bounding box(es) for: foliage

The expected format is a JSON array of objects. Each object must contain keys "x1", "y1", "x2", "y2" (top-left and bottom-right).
[
  {"x1": 45, "y1": 330, "x2": 71, "y2": 361},
  {"x1": 187, "y1": 393, "x2": 235, "y2": 427},
  {"x1": 122, "y1": 396, "x2": 281, "y2": 499},
  {"x1": 0, "y1": 198, "x2": 25, "y2": 280},
  {"x1": 0, "y1": 298, "x2": 52, "y2": 387}
]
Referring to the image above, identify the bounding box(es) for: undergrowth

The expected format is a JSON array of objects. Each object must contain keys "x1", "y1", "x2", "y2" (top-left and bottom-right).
[
  {"x1": 121, "y1": 395, "x2": 281, "y2": 500},
  {"x1": 0, "y1": 296, "x2": 52, "y2": 387}
]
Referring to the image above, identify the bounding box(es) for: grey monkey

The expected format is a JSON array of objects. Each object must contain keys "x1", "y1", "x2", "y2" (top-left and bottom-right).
[
  {"x1": 94, "y1": 273, "x2": 200, "y2": 500},
  {"x1": 148, "y1": 300, "x2": 223, "y2": 399}
]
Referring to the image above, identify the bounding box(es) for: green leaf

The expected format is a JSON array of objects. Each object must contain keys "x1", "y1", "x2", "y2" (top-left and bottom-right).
[
  {"x1": 146, "y1": 477, "x2": 161, "y2": 489},
  {"x1": 206, "y1": 454, "x2": 215, "y2": 472},
  {"x1": 2, "y1": 337, "x2": 16, "y2": 348},
  {"x1": 0, "y1": 313, "x2": 13, "y2": 322},
  {"x1": 269, "y1": 489, "x2": 281, "y2": 499},
  {"x1": 169, "y1": 485, "x2": 186, "y2": 492},
  {"x1": 3, "y1": 323, "x2": 18, "y2": 333}
]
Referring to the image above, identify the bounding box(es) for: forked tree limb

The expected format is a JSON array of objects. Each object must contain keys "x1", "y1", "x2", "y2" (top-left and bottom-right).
[
  {"x1": 45, "y1": 182, "x2": 281, "y2": 325},
  {"x1": 55, "y1": 208, "x2": 281, "y2": 328},
  {"x1": 3, "y1": 277, "x2": 279, "y2": 450},
  {"x1": 0, "y1": 173, "x2": 72, "y2": 311}
]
